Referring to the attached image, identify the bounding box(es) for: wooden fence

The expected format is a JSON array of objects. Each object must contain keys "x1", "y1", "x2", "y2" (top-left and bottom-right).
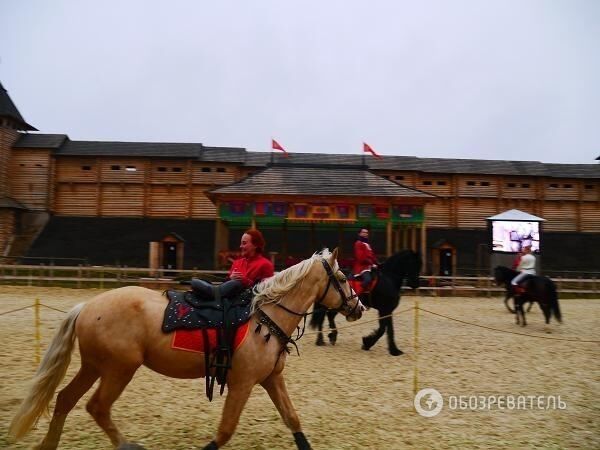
[{"x1": 0, "y1": 264, "x2": 598, "y2": 296}]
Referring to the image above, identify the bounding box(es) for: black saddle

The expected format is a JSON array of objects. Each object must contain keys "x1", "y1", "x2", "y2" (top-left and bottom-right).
[
  {"x1": 162, "y1": 288, "x2": 253, "y2": 332},
  {"x1": 162, "y1": 287, "x2": 254, "y2": 401}
]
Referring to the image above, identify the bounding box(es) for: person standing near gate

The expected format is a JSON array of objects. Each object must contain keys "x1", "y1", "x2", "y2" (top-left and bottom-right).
[
  {"x1": 192, "y1": 228, "x2": 274, "y2": 298},
  {"x1": 511, "y1": 244, "x2": 536, "y2": 290},
  {"x1": 352, "y1": 228, "x2": 378, "y2": 290}
]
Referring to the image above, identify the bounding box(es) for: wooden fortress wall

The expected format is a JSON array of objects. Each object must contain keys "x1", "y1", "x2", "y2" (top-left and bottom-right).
[{"x1": 8, "y1": 149, "x2": 600, "y2": 234}]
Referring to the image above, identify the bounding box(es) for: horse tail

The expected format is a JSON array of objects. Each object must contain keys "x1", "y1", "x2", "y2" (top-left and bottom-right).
[
  {"x1": 309, "y1": 304, "x2": 327, "y2": 329},
  {"x1": 9, "y1": 302, "x2": 85, "y2": 441},
  {"x1": 548, "y1": 279, "x2": 562, "y2": 323}
]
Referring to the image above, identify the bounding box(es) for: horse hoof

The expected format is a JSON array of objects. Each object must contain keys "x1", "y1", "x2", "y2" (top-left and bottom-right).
[
  {"x1": 117, "y1": 443, "x2": 148, "y2": 450},
  {"x1": 328, "y1": 332, "x2": 337, "y2": 345},
  {"x1": 361, "y1": 337, "x2": 372, "y2": 351},
  {"x1": 389, "y1": 348, "x2": 403, "y2": 356},
  {"x1": 316, "y1": 339, "x2": 326, "y2": 346}
]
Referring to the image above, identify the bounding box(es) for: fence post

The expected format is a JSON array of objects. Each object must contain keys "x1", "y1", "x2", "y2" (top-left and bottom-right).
[
  {"x1": 413, "y1": 298, "x2": 420, "y2": 396},
  {"x1": 34, "y1": 298, "x2": 41, "y2": 364},
  {"x1": 77, "y1": 265, "x2": 82, "y2": 289},
  {"x1": 100, "y1": 268, "x2": 104, "y2": 289}
]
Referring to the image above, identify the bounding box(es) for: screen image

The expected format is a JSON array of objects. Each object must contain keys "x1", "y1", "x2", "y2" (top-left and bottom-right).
[{"x1": 491, "y1": 220, "x2": 540, "y2": 253}]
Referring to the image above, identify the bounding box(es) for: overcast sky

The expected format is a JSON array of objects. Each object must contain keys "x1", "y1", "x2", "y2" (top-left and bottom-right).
[{"x1": 1, "y1": 0, "x2": 598, "y2": 164}]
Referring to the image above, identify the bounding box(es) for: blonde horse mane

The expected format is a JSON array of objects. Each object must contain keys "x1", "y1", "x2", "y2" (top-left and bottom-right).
[{"x1": 251, "y1": 249, "x2": 334, "y2": 313}]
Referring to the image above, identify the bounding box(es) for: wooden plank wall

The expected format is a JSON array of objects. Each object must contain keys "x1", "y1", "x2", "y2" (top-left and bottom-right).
[
  {"x1": 9, "y1": 149, "x2": 52, "y2": 210},
  {"x1": 424, "y1": 198, "x2": 452, "y2": 228},
  {"x1": 581, "y1": 203, "x2": 600, "y2": 232},
  {"x1": 394, "y1": 173, "x2": 599, "y2": 232},
  {"x1": 17, "y1": 154, "x2": 598, "y2": 234},
  {"x1": 0, "y1": 128, "x2": 19, "y2": 197},
  {"x1": 52, "y1": 158, "x2": 236, "y2": 218},
  {"x1": 0, "y1": 209, "x2": 15, "y2": 253}
]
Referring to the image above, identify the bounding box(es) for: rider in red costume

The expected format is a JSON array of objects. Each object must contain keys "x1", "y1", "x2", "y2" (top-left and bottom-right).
[
  {"x1": 352, "y1": 228, "x2": 378, "y2": 290},
  {"x1": 192, "y1": 229, "x2": 274, "y2": 298}
]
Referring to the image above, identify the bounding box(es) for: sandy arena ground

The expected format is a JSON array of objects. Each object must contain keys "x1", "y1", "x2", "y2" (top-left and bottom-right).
[{"x1": 0, "y1": 286, "x2": 598, "y2": 450}]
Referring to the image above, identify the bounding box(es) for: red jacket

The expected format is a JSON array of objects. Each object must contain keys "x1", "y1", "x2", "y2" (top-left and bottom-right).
[
  {"x1": 353, "y1": 240, "x2": 377, "y2": 275},
  {"x1": 229, "y1": 253, "x2": 274, "y2": 288}
]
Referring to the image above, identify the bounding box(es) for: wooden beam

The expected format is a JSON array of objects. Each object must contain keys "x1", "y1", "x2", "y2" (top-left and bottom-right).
[
  {"x1": 420, "y1": 221, "x2": 427, "y2": 273},
  {"x1": 386, "y1": 220, "x2": 392, "y2": 256}
]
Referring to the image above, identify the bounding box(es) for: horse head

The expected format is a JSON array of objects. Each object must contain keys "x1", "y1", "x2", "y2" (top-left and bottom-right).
[
  {"x1": 252, "y1": 248, "x2": 364, "y2": 322},
  {"x1": 317, "y1": 248, "x2": 364, "y2": 321},
  {"x1": 382, "y1": 250, "x2": 421, "y2": 289}
]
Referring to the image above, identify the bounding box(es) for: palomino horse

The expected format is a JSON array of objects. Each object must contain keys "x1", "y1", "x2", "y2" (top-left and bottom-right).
[
  {"x1": 494, "y1": 266, "x2": 562, "y2": 327},
  {"x1": 9, "y1": 248, "x2": 363, "y2": 450},
  {"x1": 310, "y1": 250, "x2": 421, "y2": 356}
]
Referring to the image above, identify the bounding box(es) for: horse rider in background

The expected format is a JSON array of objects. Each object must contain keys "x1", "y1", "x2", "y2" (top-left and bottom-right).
[
  {"x1": 511, "y1": 243, "x2": 536, "y2": 292},
  {"x1": 352, "y1": 228, "x2": 378, "y2": 290}
]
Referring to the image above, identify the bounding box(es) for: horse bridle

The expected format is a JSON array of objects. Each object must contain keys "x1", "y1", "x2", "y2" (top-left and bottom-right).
[{"x1": 314, "y1": 258, "x2": 360, "y2": 316}]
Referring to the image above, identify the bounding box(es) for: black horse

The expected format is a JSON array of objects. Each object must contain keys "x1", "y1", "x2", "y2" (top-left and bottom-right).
[
  {"x1": 310, "y1": 250, "x2": 421, "y2": 356},
  {"x1": 493, "y1": 266, "x2": 562, "y2": 327},
  {"x1": 495, "y1": 268, "x2": 534, "y2": 314}
]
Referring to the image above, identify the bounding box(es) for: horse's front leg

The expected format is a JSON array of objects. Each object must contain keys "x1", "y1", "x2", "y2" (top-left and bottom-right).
[
  {"x1": 315, "y1": 320, "x2": 325, "y2": 346},
  {"x1": 504, "y1": 292, "x2": 515, "y2": 313},
  {"x1": 384, "y1": 316, "x2": 403, "y2": 356},
  {"x1": 326, "y1": 311, "x2": 338, "y2": 345},
  {"x1": 261, "y1": 371, "x2": 312, "y2": 450},
  {"x1": 362, "y1": 313, "x2": 386, "y2": 351},
  {"x1": 203, "y1": 383, "x2": 254, "y2": 449},
  {"x1": 514, "y1": 299, "x2": 521, "y2": 325}
]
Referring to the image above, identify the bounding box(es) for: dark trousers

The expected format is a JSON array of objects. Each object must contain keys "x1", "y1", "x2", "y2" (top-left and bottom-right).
[{"x1": 360, "y1": 270, "x2": 373, "y2": 289}]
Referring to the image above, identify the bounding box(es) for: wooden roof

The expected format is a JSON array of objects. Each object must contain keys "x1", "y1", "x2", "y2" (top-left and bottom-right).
[
  {"x1": 0, "y1": 82, "x2": 37, "y2": 131},
  {"x1": 486, "y1": 209, "x2": 545, "y2": 222},
  {"x1": 8, "y1": 135, "x2": 599, "y2": 179},
  {"x1": 210, "y1": 164, "x2": 433, "y2": 198},
  {"x1": 14, "y1": 133, "x2": 68, "y2": 148},
  {"x1": 56, "y1": 140, "x2": 203, "y2": 158}
]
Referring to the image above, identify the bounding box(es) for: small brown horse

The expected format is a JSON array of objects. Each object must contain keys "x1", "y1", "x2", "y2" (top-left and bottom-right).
[{"x1": 9, "y1": 248, "x2": 363, "y2": 450}]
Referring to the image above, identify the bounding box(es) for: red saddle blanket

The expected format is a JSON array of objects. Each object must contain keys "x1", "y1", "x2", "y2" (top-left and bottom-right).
[
  {"x1": 171, "y1": 322, "x2": 250, "y2": 353},
  {"x1": 350, "y1": 278, "x2": 377, "y2": 296}
]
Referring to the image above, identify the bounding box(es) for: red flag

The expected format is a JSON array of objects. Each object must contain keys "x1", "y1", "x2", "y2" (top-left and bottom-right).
[
  {"x1": 272, "y1": 139, "x2": 289, "y2": 157},
  {"x1": 363, "y1": 142, "x2": 382, "y2": 159}
]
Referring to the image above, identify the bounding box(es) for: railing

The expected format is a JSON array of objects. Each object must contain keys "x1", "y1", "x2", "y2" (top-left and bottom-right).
[
  {"x1": 0, "y1": 264, "x2": 598, "y2": 295},
  {"x1": 0, "y1": 264, "x2": 228, "y2": 289},
  {"x1": 416, "y1": 275, "x2": 600, "y2": 296}
]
